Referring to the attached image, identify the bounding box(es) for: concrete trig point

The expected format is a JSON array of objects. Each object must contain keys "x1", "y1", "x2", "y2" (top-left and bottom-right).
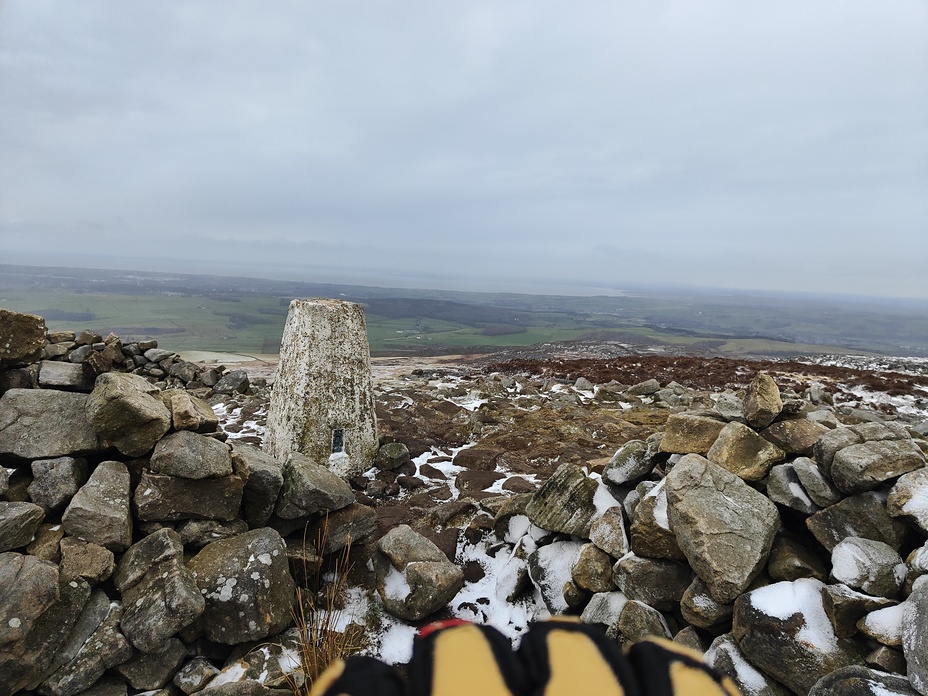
[{"x1": 264, "y1": 299, "x2": 378, "y2": 476}]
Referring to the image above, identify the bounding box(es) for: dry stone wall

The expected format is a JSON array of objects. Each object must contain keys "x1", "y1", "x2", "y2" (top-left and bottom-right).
[{"x1": 0, "y1": 311, "x2": 375, "y2": 696}]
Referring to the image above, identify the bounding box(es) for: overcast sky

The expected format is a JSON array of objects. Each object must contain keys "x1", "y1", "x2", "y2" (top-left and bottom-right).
[{"x1": 1, "y1": 1, "x2": 926, "y2": 298}]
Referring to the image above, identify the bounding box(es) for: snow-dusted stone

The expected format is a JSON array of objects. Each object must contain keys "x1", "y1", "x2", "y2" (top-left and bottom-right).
[
  {"x1": 629, "y1": 479, "x2": 685, "y2": 560},
  {"x1": 187, "y1": 528, "x2": 295, "y2": 645},
  {"x1": 681, "y1": 577, "x2": 733, "y2": 629},
  {"x1": 743, "y1": 373, "x2": 783, "y2": 429},
  {"x1": 792, "y1": 457, "x2": 843, "y2": 508},
  {"x1": 374, "y1": 525, "x2": 464, "y2": 621},
  {"x1": 909, "y1": 542, "x2": 928, "y2": 578},
  {"x1": 705, "y1": 633, "x2": 792, "y2": 696},
  {"x1": 606, "y1": 600, "x2": 671, "y2": 645},
  {"x1": 166, "y1": 390, "x2": 219, "y2": 433},
  {"x1": 658, "y1": 413, "x2": 726, "y2": 455},
  {"x1": 495, "y1": 538, "x2": 533, "y2": 603},
  {"x1": 38, "y1": 591, "x2": 133, "y2": 696},
  {"x1": 114, "y1": 529, "x2": 204, "y2": 653},
  {"x1": 806, "y1": 491, "x2": 908, "y2": 553},
  {"x1": 761, "y1": 419, "x2": 829, "y2": 456},
  {"x1": 589, "y1": 506, "x2": 629, "y2": 559},
  {"x1": 274, "y1": 452, "x2": 355, "y2": 520},
  {"x1": 603, "y1": 440, "x2": 653, "y2": 486},
  {"x1": 613, "y1": 553, "x2": 691, "y2": 610},
  {"x1": 28, "y1": 457, "x2": 89, "y2": 513},
  {"x1": 207, "y1": 628, "x2": 302, "y2": 691},
  {"x1": 0, "y1": 465, "x2": 8, "y2": 497},
  {"x1": 732, "y1": 578, "x2": 867, "y2": 695},
  {"x1": 887, "y1": 467, "x2": 928, "y2": 535},
  {"x1": 0, "y1": 389, "x2": 104, "y2": 460},
  {"x1": 62, "y1": 461, "x2": 132, "y2": 551},
  {"x1": 115, "y1": 637, "x2": 186, "y2": 691},
  {"x1": 59, "y1": 537, "x2": 115, "y2": 585},
  {"x1": 821, "y1": 583, "x2": 897, "y2": 638},
  {"x1": 232, "y1": 443, "x2": 284, "y2": 528},
  {"x1": 150, "y1": 431, "x2": 232, "y2": 479},
  {"x1": 86, "y1": 373, "x2": 172, "y2": 457},
  {"x1": 0, "y1": 309, "x2": 46, "y2": 366},
  {"x1": 0, "y1": 501, "x2": 44, "y2": 552},
  {"x1": 525, "y1": 462, "x2": 604, "y2": 538},
  {"x1": 857, "y1": 603, "x2": 905, "y2": 647},
  {"x1": 831, "y1": 440, "x2": 926, "y2": 494},
  {"x1": 809, "y1": 665, "x2": 920, "y2": 696},
  {"x1": 374, "y1": 441, "x2": 412, "y2": 471},
  {"x1": 490, "y1": 489, "x2": 531, "y2": 524},
  {"x1": 765, "y1": 463, "x2": 819, "y2": 515},
  {"x1": 902, "y1": 575, "x2": 928, "y2": 695},
  {"x1": 527, "y1": 539, "x2": 584, "y2": 614},
  {"x1": 666, "y1": 454, "x2": 780, "y2": 603},
  {"x1": 767, "y1": 534, "x2": 827, "y2": 582},
  {"x1": 831, "y1": 537, "x2": 906, "y2": 598},
  {"x1": 134, "y1": 470, "x2": 244, "y2": 522},
  {"x1": 38, "y1": 360, "x2": 94, "y2": 391},
  {"x1": 264, "y1": 299, "x2": 378, "y2": 476},
  {"x1": 0, "y1": 553, "x2": 91, "y2": 695},
  {"x1": 580, "y1": 591, "x2": 628, "y2": 627},
  {"x1": 706, "y1": 421, "x2": 785, "y2": 481}
]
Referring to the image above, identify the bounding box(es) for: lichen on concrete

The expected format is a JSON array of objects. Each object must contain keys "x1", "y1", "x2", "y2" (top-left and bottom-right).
[{"x1": 263, "y1": 299, "x2": 378, "y2": 476}]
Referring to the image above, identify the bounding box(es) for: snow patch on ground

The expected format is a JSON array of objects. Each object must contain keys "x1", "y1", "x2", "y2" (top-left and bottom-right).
[{"x1": 452, "y1": 538, "x2": 550, "y2": 644}]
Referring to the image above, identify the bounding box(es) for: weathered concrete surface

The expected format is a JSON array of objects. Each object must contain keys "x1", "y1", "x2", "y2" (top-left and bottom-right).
[{"x1": 264, "y1": 299, "x2": 378, "y2": 476}]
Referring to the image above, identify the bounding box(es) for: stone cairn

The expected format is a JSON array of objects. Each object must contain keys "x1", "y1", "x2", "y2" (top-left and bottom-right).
[
  {"x1": 2, "y1": 307, "x2": 928, "y2": 695},
  {"x1": 0, "y1": 309, "x2": 382, "y2": 696}
]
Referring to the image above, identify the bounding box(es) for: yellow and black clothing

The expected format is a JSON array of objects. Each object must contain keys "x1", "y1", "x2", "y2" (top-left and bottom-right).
[{"x1": 311, "y1": 619, "x2": 741, "y2": 696}]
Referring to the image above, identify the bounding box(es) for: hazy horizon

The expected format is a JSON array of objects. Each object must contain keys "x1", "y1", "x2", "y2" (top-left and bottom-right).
[
  {"x1": 6, "y1": 255, "x2": 928, "y2": 310},
  {"x1": 2, "y1": 2, "x2": 926, "y2": 299}
]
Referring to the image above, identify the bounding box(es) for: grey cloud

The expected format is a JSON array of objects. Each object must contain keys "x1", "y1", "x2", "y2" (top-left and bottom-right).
[{"x1": 0, "y1": 0, "x2": 926, "y2": 297}]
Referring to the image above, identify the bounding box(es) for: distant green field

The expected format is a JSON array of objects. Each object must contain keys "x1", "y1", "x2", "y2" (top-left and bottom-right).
[
  {"x1": 4, "y1": 264, "x2": 923, "y2": 357},
  {"x1": 0, "y1": 290, "x2": 286, "y2": 354},
  {"x1": 0, "y1": 288, "x2": 872, "y2": 357}
]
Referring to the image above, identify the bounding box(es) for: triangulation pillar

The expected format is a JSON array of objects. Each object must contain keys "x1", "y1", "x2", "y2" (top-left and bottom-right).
[{"x1": 264, "y1": 299, "x2": 378, "y2": 476}]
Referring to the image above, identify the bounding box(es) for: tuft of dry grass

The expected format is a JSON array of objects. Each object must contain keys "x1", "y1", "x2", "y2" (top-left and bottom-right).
[{"x1": 287, "y1": 519, "x2": 367, "y2": 695}]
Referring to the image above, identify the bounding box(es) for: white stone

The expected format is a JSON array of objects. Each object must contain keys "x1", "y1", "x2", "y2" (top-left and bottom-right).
[{"x1": 264, "y1": 299, "x2": 378, "y2": 476}]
